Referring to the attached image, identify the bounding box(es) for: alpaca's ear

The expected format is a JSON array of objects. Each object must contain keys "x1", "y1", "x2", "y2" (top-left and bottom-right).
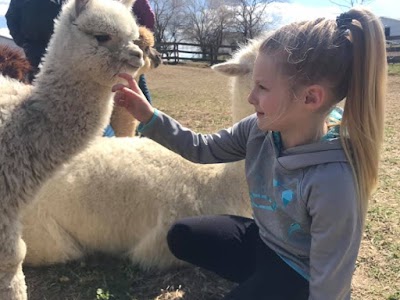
[
  {"x1": 75, "y1": 0, "x2": 91, "y2": 16},
  {"x1": 212, "y1": 62, "x2": 251, "y2": 77},
  {"x1": 118, "y1": 0, "x2": 136, "y2": 8}
]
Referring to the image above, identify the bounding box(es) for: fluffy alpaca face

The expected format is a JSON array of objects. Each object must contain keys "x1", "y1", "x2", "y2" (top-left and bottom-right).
[
  {"x1": 44, "y1": 0, "x2": 143, "y2": 86},
  {"x1": 212, "y1": 38, "x2": 262, "y2": 121},
  {"x1": 135, "y1": 26, "x2": 162, "y2": 75}
]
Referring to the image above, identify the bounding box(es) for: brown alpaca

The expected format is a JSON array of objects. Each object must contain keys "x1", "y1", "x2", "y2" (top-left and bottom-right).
[
  {"x1": 0, "y1": 45, "x2": 31, "y2": 83},
  {"x1": 110, "y1": 26, "x2": 162, "y2": 137}
]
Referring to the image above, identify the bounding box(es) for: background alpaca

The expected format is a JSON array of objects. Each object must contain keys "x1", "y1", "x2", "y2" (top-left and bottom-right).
[
  {"x1": 0, "y1": 45, "x2": 31, "y2": 83},
  {"x1": 19, "y1": 41, "x2": 262, "y2": 271},
  {"x1": 0, "y1": 0, "x2": 142, "y2": 298},
  {"x1": 212, "y1": 37, "x2": 264, "y2": 122},
  {"x1": 110, "y1": 26, "x2": 162, "y2": 137}
]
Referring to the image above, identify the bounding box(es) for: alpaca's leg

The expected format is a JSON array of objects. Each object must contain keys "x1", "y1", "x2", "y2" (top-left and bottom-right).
[
  {"x1": 22, "y1": 214, "x2": 84, "y2": 266},
  {"x1": 126, "y1": 225, "x2": 184, "y2": 270},
  {"x1": 110, "y1": 106, "x2": 138, "y2": 137},
  {"x1": 0, "y1": 220, "x2": 27, "y2": 300},
  {"x1": 0, "y1": 262, "x2": 26, "y2": 300}
]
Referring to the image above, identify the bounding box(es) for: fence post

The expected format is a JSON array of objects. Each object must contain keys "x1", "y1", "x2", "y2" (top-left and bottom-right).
[{"x1": 174, "y1": 43, "x2": 178, "y2": 64}]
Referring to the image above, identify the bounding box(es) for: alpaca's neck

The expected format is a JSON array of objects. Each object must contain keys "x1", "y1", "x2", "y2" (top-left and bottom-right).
[
  {"x1": 232, "y1": 76, "x2": 253, "y2": 123},
  {"x1": 34, "y1": 67, "x2": 113, "y2": 137},
  {"x1": 35, "y1": 67, "x2": 112, "y2": 112},
  {"x1": 0, "y1": 63, "x2": 114, "y2": 213}
]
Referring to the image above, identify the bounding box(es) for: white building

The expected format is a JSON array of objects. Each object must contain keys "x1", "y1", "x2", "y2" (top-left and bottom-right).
[{"x1": 380, "y1": 17, "x2": 400, "y2": 44}]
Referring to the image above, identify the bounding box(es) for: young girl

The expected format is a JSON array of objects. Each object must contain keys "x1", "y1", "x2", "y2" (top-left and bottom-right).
[{"x1": 111, "y1": 8, "x2": 386, "y2": 300}]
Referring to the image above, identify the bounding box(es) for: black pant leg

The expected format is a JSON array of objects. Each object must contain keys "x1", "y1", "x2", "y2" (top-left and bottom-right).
[
  {"x1": 167, "y1": 215, "x2": 260, "y2": 283},
  {"x1": 223, "y1": 239, "x2": 309, "y2": 300}
]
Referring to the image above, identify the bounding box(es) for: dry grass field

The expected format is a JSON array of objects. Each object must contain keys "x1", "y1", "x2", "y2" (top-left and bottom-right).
[{"x1": 24, "y1": 65, "x2": 399, "y2": 300}]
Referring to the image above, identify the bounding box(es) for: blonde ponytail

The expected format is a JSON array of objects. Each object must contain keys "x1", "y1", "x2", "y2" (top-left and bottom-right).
[{"x1": 340, "y1": 8, "x2": 387, "y2": 221}]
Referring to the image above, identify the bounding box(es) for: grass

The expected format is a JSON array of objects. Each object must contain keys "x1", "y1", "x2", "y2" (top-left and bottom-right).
[
  {"x1": 24, "y1": 65, "x2": 400, "y2": 300},
  {"x1": 388, "y1": 63, "x2": 400, "y2": 76}
]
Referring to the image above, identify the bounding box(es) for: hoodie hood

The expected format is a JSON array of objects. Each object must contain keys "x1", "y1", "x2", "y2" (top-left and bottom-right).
[{"x1": 277, "y1": 139, "x2": 348, "y2": 171}]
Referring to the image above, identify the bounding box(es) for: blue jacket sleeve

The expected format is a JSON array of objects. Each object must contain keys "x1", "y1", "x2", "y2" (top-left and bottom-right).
[{"x1": 138, "y1": 110, "x2": 255, "y2": 164}]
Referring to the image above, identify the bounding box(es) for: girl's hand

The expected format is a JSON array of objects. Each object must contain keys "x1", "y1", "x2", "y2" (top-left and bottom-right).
[{"x1": 111, "y1": 73, "x2": 155, "y2": 124}]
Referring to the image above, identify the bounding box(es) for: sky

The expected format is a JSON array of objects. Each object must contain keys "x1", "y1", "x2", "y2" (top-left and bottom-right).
[{"x1": 0, "y1": 0, "x2": 399, "y2": 38}]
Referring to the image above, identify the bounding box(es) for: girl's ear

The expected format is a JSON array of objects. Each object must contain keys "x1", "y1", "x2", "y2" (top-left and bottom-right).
[{"x1": 303, "y1": 85, "x2": 326, "y2": 111}]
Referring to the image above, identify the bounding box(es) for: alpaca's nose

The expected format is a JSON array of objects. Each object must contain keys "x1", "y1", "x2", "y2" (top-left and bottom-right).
[{"x1": 130, "y1": 48, "x2": 143, "y2": 59}]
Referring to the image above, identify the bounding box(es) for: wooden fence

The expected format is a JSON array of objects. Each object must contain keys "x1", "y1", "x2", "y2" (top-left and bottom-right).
[
  {"x1": 158, "y1": 36, "x2": 400, "y2": 65},
  {"x1": 387, "y1": 35, "x2": 400, "y2": 63},
  {"x1": 156, "y1": 42, "x2": 237, "y2": 65}
]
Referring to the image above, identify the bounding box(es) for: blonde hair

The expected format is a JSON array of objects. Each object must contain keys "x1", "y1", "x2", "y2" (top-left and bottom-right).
[{"x1": 259, "y1": 8, "x2": 387, "y2": 222}]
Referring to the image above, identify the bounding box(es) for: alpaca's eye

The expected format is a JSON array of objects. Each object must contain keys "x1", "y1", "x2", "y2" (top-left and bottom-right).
[
  {"x1": 94, "y1": 35, "x2": 111, "y2": 43},
  {"x1": 144, "y1": 46, "x2": 150, "y2": 54}
]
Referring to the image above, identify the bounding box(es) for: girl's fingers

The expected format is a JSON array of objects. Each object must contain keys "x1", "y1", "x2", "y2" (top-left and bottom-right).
[
  {"x1": 113, "y1": 74, "x2": 143, "y2": 96},
  {"x1": 117, "y1": 73, "x2": 137, "y2": 90},
  {"x1": 111, "y1": 83, "x2": 128, "y2": 92},
  {"x1": 113, "y1": 87, "x2": 144, "y2": 107},
  {"x1": 121, "y1": 86, "x2": 141, "y2": 98},
  {"x1": 114, "y1": 91, "x2": 126, "y2": 106}
]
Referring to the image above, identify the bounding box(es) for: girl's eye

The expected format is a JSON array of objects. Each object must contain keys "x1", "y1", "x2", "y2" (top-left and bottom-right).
[
  {"x1": 95, "y1": 35, "x2": 111, "y2": 42},
  {"x1": 258, "y1": 84, "x2": 267, "y2": 90}
]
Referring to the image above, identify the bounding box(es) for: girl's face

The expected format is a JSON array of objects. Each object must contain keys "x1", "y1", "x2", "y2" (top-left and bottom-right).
[{"x1": 248, "y1": 53, "x2": 303, "y2": 132}]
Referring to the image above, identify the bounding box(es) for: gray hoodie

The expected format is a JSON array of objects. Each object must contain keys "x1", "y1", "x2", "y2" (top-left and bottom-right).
[{"x1": 139, "y1": 110, "x2": 362, "y2": 300}]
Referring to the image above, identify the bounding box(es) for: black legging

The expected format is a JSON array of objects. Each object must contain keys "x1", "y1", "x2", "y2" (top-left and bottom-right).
[{"x1": 167, "y1": 215, "x2": 309, "y2": 300}]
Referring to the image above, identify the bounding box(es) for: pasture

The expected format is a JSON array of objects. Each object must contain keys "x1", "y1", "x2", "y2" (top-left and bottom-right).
[{"x1": 25, "y1": 65, "x2": 399, "y2": 300}]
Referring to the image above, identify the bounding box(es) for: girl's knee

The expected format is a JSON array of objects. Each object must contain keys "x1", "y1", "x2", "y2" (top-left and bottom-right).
[{"x1": 166, "y1": 221, "x2": 192, "y2": 260}]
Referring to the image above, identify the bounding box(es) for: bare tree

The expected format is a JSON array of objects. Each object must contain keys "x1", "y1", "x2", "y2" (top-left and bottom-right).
[
  {"x1": 329, "y1": 0, "x2": 374, "y2": 9},
  {"x1": 184, "y1": 0, "x2": 235, "y2": 64},
  {"x1": 150, "y1": 0, "x2": 186, "y2": 60},
  {"x1": 228, "y1": 0, "x2": 284, "y2": 42},
  {"x1": 150, "y1": 0, "x2": 186, "y2": 44}
]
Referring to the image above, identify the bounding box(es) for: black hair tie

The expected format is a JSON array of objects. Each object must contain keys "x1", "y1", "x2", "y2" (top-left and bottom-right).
[{"x1": 336, "y1": 12, "x2": 353, "y2": 29}]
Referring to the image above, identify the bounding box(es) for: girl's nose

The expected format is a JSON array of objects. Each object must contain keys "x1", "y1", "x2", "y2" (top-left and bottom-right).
[{"x1": 247, "y1": 89, "x2": 256, "y2": 105}]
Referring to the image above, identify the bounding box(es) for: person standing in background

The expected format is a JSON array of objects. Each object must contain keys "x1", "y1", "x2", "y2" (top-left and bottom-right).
[{"x1": 5, "y1": 0, "x2": 64, "y2": 83}]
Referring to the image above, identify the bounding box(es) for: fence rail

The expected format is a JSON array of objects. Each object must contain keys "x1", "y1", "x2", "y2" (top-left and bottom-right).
[
  {"x1": 157, "y1": 42, "x2": 236, "y2": 64},
  {"x1": 157, "y1": 39, "x2": 400, "y2": 65}
]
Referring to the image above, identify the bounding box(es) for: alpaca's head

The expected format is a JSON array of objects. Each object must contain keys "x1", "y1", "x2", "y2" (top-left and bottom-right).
[
  {"x1": 0, "y1": 45, "x2": 31, "y2": 83},
  {"x1": 212, "y1": 38, "x2": 264, "y2": 122},
  {"x1": 135, "y1": 26, "x2": 162, "y2": 76},
  {"x1": 41, "y1": 0, "x2": 143, "y2": 86}
]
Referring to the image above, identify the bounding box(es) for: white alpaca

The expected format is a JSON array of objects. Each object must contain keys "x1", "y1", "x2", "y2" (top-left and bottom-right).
[
  {"x1": 21, "y1": 138, "x2": 251, "y2": 269},
  {"x1": 19, "y1": 40, "x2": 263, "y2": 272},
  {"x1": 212, "y1": 37, "x2": 264, "y2": 122},
  {"x1": 0, "y1": 0, "x2": 142, "y2": 299}
]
